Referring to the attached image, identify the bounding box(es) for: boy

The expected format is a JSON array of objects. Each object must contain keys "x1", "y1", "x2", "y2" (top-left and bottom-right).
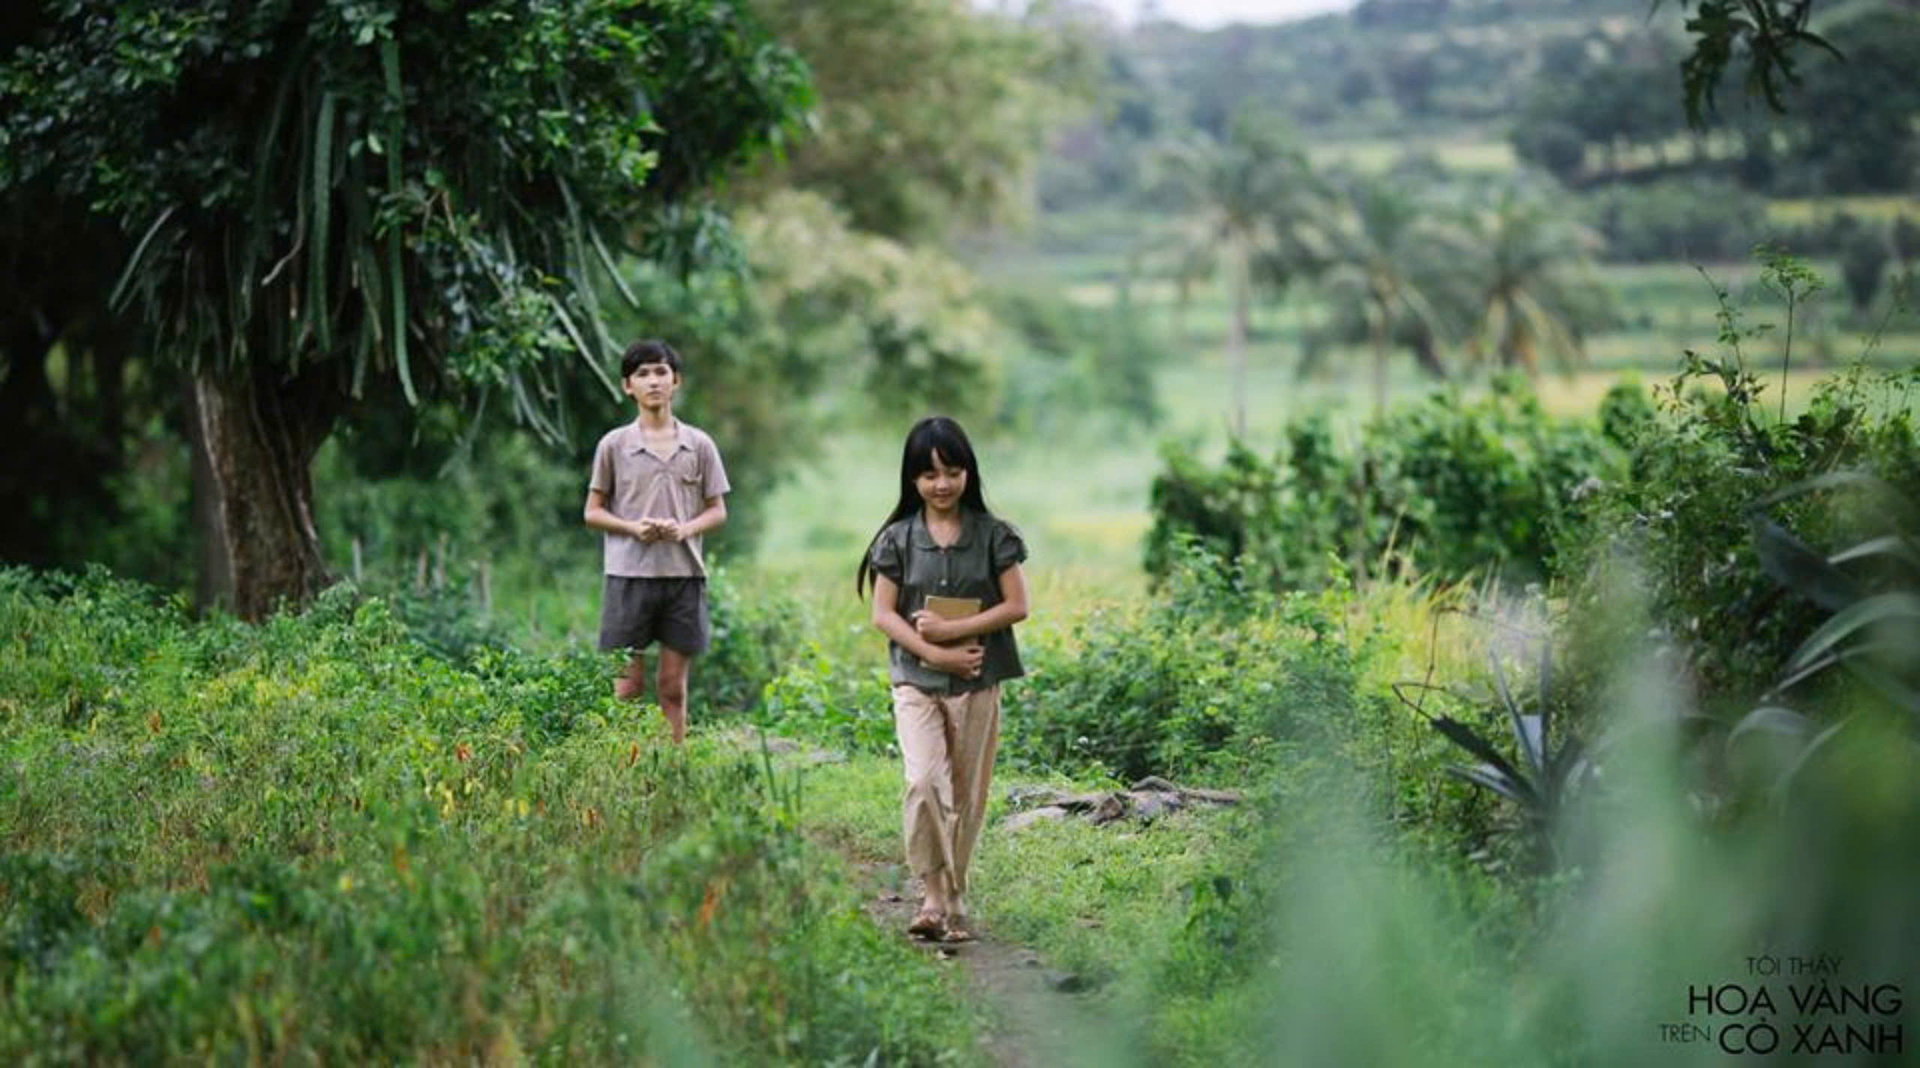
[{"x1": 584, "y1": 339, "x2": 730, "y2": 743}]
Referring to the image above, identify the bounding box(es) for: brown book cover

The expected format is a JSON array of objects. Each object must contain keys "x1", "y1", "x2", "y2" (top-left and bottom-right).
[
  {"x1": 917, "y1": 595, "x2": 981, "y2": 671},
  {"x1": 923, "y1": 595, "x2": 980, "y2": 621}
]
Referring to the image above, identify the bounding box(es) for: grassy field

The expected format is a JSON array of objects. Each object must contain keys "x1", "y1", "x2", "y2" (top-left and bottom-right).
[{"x1": 1305, "y1": 135, "x2": 1519, "y2": 175}]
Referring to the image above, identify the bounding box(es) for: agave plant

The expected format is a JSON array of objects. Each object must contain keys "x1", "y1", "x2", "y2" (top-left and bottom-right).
[
  {"x1": 1399, "y1": 625, "x2": 1591, "y2": 873},
  {"x1": 1732, "y1": 471, "x2": 1920, "y2": 792}
]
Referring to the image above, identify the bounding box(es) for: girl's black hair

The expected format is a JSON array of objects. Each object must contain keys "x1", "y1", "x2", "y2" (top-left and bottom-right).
[{"x1": 856, "y1": 415, "x2": 991, "y2": 598}]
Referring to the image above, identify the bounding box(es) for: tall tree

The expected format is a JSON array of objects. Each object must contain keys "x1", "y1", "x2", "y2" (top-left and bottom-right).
[
  {"x1": 1, "y1": 0, "x2": 808, "y2": 618},
  {"x1": 1157, "y1": 121, "x2": 1328, "y2": 438},
  {"x1": 1457, "y1": 187, "x2": 1610, "y2": 375},
  {"x1": 741, "y1": 0, "x2": 1090, "y2": 241},
  {"x1": 1316, "y1": 178, "x2": 1466, "y2": 415}
]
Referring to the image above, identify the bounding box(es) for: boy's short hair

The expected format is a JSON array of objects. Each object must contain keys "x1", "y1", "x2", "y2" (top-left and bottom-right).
[{"x1": 621, "y1": 339, "x2": 682, "y2": 378}]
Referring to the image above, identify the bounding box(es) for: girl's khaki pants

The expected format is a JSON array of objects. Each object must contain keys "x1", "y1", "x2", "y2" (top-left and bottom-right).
[{"x1": 892, "y1": 683, "x2": 1000, "y2": 911}]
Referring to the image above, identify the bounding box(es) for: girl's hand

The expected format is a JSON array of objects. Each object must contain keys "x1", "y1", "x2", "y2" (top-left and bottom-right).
[
  {"x1": 931, "y1": 642, "x2": 985, "y2": 679},
  {"x1": 911, "y1": 610, "x2": 961, "y2": 645}
]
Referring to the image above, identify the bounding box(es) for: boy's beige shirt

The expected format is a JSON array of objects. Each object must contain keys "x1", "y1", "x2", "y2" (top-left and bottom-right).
[{"x1": 589, "y1": 419, "x2": 730, "y2": 577}]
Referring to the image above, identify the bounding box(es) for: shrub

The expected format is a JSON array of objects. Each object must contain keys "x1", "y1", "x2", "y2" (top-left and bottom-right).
[
  {"x1": 1144, "y1": 378, "x2": 1624, "y2": 592},
  {"x1": 1011, "y1": 545, "x2": 1389, "y2": 787},
  {"x1": 1561, "y1": 257, "x2": 1920, "y2": 714}
]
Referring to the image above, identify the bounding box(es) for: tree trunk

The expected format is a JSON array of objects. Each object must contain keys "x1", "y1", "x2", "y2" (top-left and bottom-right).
[
  {"x1": 1370, "y1": 303, "x2": 1390, "y2": 418},
  {"x1": 185, "y1": 362, "x2": 340, "y2": 620},
  {"x1": 1409, "y1": 324, "x2": 1447, "y2": 379},
  {"x1": 1227, "y1": 241, "x2": 1249, "y2": 439}
]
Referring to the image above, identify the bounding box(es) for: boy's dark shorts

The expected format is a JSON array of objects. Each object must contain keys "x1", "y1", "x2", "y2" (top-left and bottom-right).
[{"x1": 598, "y1": 576, "x2": 710, "y2": 656}]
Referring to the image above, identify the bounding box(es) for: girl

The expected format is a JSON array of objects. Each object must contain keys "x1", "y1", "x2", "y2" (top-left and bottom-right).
[{"x1": 857, "y1": 416, "x2": 1029, "y2": 942}]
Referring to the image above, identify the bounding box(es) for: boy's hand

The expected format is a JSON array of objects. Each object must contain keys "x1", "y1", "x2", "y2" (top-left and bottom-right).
[{"x1": 634, "y1": 518, "x2": 682, "y2": 543}]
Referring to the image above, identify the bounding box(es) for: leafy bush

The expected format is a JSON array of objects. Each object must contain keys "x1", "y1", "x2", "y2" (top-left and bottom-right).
[
  {"x1": 695, "y1": 562, "x2": 814, "y2": 718},
  {"x1": 1010, "y1": 545, "x2": 1429, "y2": 794},
  {"x1": 754, "y1": 643, "x2": 895, "y2": 756},
  {"x1": 1145, "y1": 377, "x2": 1624, "y2": 592},
  {"x1": 1561, "y1": 259, "x2": 1920, "y2": 713},
  {"x1": 1724, "y1": 471, "x2": 1920, "y2": 795}
]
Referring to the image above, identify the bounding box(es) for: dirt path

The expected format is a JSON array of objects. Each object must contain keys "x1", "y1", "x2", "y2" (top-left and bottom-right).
[{"x1": 854, "y1": 861, "x2": 1119, "y2": 1068}]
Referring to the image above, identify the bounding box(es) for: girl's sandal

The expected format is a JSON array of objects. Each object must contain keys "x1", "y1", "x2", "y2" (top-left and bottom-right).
[
  {"x1": 939, "y1": 924, "x2": 976, "y2": 944},
  {"x1": 907, "y1": 907, "x2": 946, "y2": 940},
  {"x1": 940, "y1": 906, "x2": 975, "y2": 943}
]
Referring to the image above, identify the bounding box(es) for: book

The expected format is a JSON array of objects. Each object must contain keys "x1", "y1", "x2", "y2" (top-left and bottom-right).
[
  {"x1": 922, "y1": 595, "x2": 980, "y2": 622},
  {"x1": 917, "y1": 595, "x2": 981, "y2": 671}
]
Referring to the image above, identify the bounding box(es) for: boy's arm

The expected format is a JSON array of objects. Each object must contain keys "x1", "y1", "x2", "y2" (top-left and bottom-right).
[
  {"x1": 872, "y1": 574, "x2": 983, "y2": 679},
  {"x1": 913, "y1": 563, "x2": 1029, "y2": 644},
  {"x1": 583, "y1": 489, "x2": 652, "y2": 541},
  {"x1": 652, "y1": 494, "x2": 727, "y2": 543}
]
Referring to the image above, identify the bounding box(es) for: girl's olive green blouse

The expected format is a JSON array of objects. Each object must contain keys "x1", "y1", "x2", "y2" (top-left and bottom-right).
[{"x1": 868, "y1": 509, "x2": 1027, "y2": 694}]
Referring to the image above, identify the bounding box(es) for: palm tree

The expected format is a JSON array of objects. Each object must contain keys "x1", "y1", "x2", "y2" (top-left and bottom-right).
[
  {"x1": 1315, "y1": 177, "x2": 1470, "y2": 415},
  {"x1": 1459, "y1": 186, "x2": 1610, "y2": 375},
  {"x1": 1155, "y1": 121, "x2": 1331, "y2": 438}
]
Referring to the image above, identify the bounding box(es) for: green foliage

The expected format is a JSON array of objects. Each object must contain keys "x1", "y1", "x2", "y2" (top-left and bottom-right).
[
  {"x1": 1728, "y1": 471, "x2": 1920, "y2": 792},
  {"x1": 1787, "y1": 8, "x2": 1920, "y2": 193},
  {"x1": 1153, "y1": 119, "x2": 1331, "y2": 436},
  {"x1": 1403, "y1": 630, "x2": 1591, "y2": 874},
  {"x1": 2, "y1": 0, "x2": 807, "y2": 395},
  {"x1": 744, "y1": 0, "x2": 1091, "y2": 240},
  {"x1": 1, "y1": 0, "x2": 813, "y2": 615},
  {"x1": 756, "y1": 647, "x2": 895, "y2": 756},
  {"x1": 1009, "y1": 545, "x2": 1392, "y2": 787},
  {"x1": 1146, "y1": 379, "x2": 1625, "y2": 592},
  {"x1": 1564, "y1": 254, "x2": 1920, "y2": 710},
  {"x1": 0, "y1": 567, "x2": 977, "y2": 1064},
  {"x1": 1597, "y1": 377, "x2": 1660, "y2": 449},
  {"x1": 733, "y1": 189, "x2": 1004, "y2": 425},
  {"x1": 1660, "y1": 1, "x2": 1839, "y2": 122},
  {"x1": 989, "y1": 287, "x2": 1163, "y2": 432},
  {"x1": 1839, "y1": 224, "x2": 1892, "y2": 313},
  {"x1": 1579, "y1": 178, "x2": 1769, "y2": 264}
]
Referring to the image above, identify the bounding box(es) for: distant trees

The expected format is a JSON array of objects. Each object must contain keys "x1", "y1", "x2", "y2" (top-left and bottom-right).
[
  {"x1": 1156, "y1": 122, "x2": 1329, "y2": 437},
  {"x1": 1792, "y1": 9, "x2": 1920, "y2": 192},
  {"x1": 1148, "y1": 127, "x2": 1611, "y2": 418},
  {"x1": 1512, "y1": 5, "x2": 1920, "y2": 195},
  {"x1": 741, "y1": 0, "x2": 1089, "y2": 241}
]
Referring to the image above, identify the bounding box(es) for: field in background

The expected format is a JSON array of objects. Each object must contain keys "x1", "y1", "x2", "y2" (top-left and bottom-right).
[{"x1": 755, "y1": 219, "x2": 1918, "y2": 592}]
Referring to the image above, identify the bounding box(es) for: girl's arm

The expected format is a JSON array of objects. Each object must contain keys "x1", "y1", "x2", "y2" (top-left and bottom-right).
[
  {"x1": 914, "y1": 564, "x2": 1029, "y2": 645},
  {"x1": 873, "y1": 574, "x2": 984, "y2": 679}
]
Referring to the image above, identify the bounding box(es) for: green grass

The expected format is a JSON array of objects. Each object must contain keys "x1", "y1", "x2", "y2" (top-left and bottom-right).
[
  {"x1": 1305, "y1": 136, "x2": 1519, "y2": 175},
  {"x1": 1766, "y1": 195, "x2": 1920, "y2": 225}
]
